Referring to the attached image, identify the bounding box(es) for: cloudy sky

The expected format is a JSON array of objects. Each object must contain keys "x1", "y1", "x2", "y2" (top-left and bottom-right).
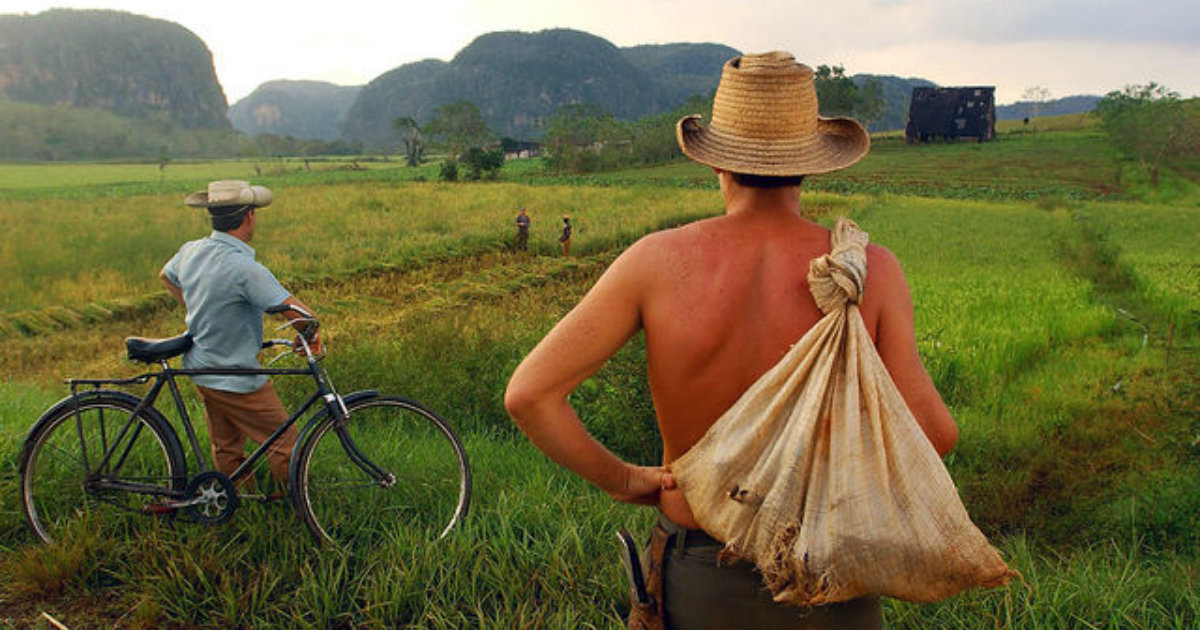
[{"x1": 5, "y1": 0, "x2": 1198, "y2": 105}]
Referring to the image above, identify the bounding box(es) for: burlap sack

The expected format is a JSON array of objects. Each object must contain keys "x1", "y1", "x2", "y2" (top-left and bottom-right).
[{"x1": 671, "y1": 218, "x2": 1015, "y2": 605}]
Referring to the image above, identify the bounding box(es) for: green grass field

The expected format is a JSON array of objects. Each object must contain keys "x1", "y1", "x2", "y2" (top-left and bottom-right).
[{"x1": 0, "y1": 119, "x2": 1197, "y2": 629}]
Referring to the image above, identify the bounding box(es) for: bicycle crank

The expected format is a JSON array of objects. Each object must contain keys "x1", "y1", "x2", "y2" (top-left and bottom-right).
[{"x1": 183, "y1": 471, "x2": 239, "y2": 525}]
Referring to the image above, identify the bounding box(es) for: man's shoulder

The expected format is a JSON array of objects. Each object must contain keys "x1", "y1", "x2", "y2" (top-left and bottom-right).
[
  {"x1": 178, "y1": 235, "x2": 264, "y2": 278},
  {"x1": 865, "y1": 242, "x2": 902, "y2": 277},
  {"x1": 612, "y1": 220, "x2": 725, "y2": 282},
  {"x1": 176, "y1": 235, "x2": 211, "y2": 252},
  {"x1": 861, "y1": 242, "x2": 909, "y2": 318},
  {"x1": 179, "y1": 233, "x2": 241, "y2": 253},
  {"x1": 626, "y1": 222, "x2": 702, "y2": 258},
  {"x1": 640, "y1": 216, "x2": 723, "y2": 245}
]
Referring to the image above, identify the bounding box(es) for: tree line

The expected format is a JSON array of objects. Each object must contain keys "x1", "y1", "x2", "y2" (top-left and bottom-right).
[
  {"x1": 393, "y1": 64, "x2": 889, "y2": 178},
  {"x1": 408, "y1": 74, "x2": 1197, "y2": 193},
  {"x1": 1092, "y1": 83, "x2": 1199, "y2": 188}
]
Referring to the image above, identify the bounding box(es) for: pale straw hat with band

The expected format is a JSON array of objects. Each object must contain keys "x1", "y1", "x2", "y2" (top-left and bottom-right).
[
  {"x1": 185, "y1": 180, "x2": 273, "y2": 216},
  {"x1": 676, "y1": 51, "x2": 870, "y2": 176}
]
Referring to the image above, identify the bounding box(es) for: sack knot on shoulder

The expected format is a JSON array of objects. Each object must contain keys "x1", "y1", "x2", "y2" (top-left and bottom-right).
[{"x1": 808, "y1": 218, "x2": 868, "y2": 314}]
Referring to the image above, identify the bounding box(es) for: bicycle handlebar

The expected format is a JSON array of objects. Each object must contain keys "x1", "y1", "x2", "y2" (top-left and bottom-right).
[{"x1": 265, "y1": 303, "x2": 312, "y2": 318}]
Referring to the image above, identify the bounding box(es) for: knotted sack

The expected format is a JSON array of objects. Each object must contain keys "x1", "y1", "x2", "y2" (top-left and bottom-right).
[{"x1": 671, "y1": 218, "x2": 1015, "y2": 605}]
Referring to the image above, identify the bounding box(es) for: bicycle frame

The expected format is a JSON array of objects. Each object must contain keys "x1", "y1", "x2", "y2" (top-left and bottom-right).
[
  {"x1": 19, "y1": 298, "x2": 473, "y2": 548},
  {"x1": 66, "y1": 351, "x2": 346, "y2": 499}
]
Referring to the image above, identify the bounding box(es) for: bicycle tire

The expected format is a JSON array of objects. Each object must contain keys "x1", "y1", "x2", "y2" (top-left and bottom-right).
[
  {"x1": 291, "y1": 394, "x2": 471, "y2": 547},
  {"x1": 19, "y1": 391, "x2": 186, "y2": 545}
]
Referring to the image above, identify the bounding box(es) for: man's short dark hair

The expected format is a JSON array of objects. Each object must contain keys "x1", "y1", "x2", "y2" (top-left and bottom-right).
[
  {"x1": 210, "y1": 206, "x2": 251, "y2": 232},
  {"x1": 730, "y1": 173, "x2": 806, "y2": 189}
]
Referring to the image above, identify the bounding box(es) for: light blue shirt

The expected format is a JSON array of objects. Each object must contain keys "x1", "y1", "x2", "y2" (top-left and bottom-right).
[{"x1": 161, "y1": 231, "x2": 291, "y2": 393}]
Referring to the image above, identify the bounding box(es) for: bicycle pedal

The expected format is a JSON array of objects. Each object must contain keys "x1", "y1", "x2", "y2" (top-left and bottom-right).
[{"x1": 142, "y1": 503, "x2": 176, "y2": 515}]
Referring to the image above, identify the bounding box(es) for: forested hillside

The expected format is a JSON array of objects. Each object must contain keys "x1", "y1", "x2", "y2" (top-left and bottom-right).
[
  {"x1": 228, "y1": 80, "x2": 362, "y2": 141},
  {"x1": 338, "y1": 29, "x2": 736, "y2": 146},
  {"x1": 0, "y1": 9, "x2": 229, "y2": 130},
  {"x1": 996, "y1": 95, "x2": 1100, "y2": 120},
  {"x1": 620, "y1": 42, "x2": 739, "y2": 106},
  {"x1": 0, "y1": 100, "x2": 237, "y2": 161},
  {"x1": 0, "y1": 10, "x2": 1105, "y2": 157}
]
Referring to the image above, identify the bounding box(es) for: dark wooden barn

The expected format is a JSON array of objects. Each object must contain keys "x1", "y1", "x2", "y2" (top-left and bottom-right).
[{"x1": 905, "y1": 86, "x2": 996, "y2": 143}]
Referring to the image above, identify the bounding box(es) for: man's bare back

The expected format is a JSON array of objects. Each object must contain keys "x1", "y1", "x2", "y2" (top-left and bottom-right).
[
  {"x1": 505, "y1": 172, "x2": 955, "y2": 528},
  {"x1": 608, "y1": 176, "x2": 948, "y2": 527}
]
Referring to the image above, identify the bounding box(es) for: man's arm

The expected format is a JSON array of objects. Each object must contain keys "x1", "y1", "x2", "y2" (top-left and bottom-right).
[
  {"x1": 504, "y1": 244, "x2": 674, "y2": 505},
  {"x1": 869, "y1": 248, "x2": 959, "y2": 455},
  {"x1": 159, "y1": 270, "x2": 184, "y2": 307}
]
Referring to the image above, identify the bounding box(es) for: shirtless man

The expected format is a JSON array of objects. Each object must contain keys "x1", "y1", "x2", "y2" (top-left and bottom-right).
[{"x1": 505, "y1": 52, "x2": 957, "y2": 629}]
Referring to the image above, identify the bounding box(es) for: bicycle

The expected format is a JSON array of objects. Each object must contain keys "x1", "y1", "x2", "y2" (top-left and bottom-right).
[{"x1": 18, "y1": 306, "x2": 471, "y2": 548}]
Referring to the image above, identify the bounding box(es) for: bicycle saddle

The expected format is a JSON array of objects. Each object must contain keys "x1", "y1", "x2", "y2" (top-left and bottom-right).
[{"x1": 125, "y1": 333, "x2": 194, "y2": 363}]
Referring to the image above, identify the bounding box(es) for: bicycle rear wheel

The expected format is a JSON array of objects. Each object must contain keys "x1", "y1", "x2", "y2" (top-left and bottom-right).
[
  {"x1": 20, "y1": 392, "x2": 186, "y2": 544},
  {"x1": 292, "y1": 395, "x2": 471, "y2": 547}
]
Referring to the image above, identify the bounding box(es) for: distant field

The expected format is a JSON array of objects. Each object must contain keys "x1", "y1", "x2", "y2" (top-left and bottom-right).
[
  {"x1": 0, "y1": 160, "x2": 264, "y2": 190},
  {"x1": 0, "y1": 113, "x2": 1123, "y2": 203},
  {"x1": 524, "y1": 124, "x2": 1126, "y2": 202},
  {"x1": 0, "y1": 120, "x2": 1197, "y2": 629},
  {"x1": 0, "y1": 156, "x2": 431, "y2": 201},
  {"x1": 0, "y1": 181, "x2": 722, "y2": 318}
]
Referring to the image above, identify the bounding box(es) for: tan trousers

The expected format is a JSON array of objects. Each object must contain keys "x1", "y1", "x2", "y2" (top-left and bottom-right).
[{"x1": 196, "y1": 381, "x2": 297, "y2": 488}]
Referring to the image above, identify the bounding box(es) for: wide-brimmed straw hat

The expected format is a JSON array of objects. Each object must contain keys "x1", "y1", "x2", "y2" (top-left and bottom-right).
[
  {"x1": 676, "y1": 51, "x2": 869, "y2": 176},
  {"x1": 185, "y1": 180, "x2": 273, "y2": 214}
]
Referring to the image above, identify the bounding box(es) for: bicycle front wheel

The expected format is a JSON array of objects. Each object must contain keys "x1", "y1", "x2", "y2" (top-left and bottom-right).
[
  {"x1": 20, "y1": 392, "x2": 186, "y2": 544},
  {"x1": 292, "y1": 395, "x2": 471, "y2": 547}
]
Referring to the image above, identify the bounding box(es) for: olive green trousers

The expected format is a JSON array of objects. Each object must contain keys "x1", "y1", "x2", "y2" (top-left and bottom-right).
[{"x1": 658, "y1": 515, "x2": 882, "y2": 630}]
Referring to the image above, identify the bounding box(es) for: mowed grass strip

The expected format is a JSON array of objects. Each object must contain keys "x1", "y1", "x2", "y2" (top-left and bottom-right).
[{"x1": 852, "y1": 197, "x2": 1115, "y2": 407}]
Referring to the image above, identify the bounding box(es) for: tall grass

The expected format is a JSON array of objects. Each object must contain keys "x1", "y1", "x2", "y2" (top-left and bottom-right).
[
  {"x1": 1, "y1": 126, "x2": 1197, "y2": 627},
  {"x1": 887, "y1": 536, "x2": 1200, "y2": 630},
  {"x1": 1, "y1": 436, "x2": 1195, "y2": 629},
  {"x1": 0, "y1": 181, "x2": 717, "y2": 319},
  {"x1": 851, "y1": 198, "x2": 1114, "y2": 408},
  {"x1": 1073, "y1": 202, "x2": 1200, "y2": 337}
]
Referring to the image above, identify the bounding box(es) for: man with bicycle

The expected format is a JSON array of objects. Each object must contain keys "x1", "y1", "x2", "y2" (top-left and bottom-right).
[{"x1": 160, "y1": 180, "x2": 321, "y2": 497}]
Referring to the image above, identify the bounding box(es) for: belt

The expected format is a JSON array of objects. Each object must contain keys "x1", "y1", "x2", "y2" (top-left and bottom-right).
[{"x1": 657, "y1": 513, "x2": 723, "y2": 550}]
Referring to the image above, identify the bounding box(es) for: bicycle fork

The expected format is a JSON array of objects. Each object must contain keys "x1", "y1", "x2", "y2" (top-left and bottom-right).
[{"x1": 326, "y1": 394, "x2": 396, "y2": 489}]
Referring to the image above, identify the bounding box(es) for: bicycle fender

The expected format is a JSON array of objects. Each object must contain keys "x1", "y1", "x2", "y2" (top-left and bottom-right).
[{"x1": 19, "y1": 389, "x2": 178, "y2": 475}]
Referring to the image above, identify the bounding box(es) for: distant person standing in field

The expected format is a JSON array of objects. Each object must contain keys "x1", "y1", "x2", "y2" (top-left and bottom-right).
[
  {"x1": 515, "y1": 207, "x2": 531, "y2": 251},
  {"x1": 559, "y1": 215, "x2": 572, "y2": 256},
  {"x1": 505, "y1": 52, "x2": 957, "y2": 629},
  {"x1": 160, "y1": 180, "x2": 323, "y2": 497}
]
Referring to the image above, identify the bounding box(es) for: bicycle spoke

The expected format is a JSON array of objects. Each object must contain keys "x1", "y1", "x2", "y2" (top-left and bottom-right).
[
  {"x1": 41, "y1": 440, "x2": 91, "y2": 472},
  {"x1": 21, "y1": 395, "x2": 183, "y2": 544},
  {"x1": 295, "y1": 396, "x2": 470, "y2": 547}
]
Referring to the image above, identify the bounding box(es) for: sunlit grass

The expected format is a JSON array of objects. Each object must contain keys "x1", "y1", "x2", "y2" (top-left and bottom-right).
[
  {"x1": 0, "y1": 137, "x2": 1197, "y2": 627},
  {"x1": 0, "y1": 181, "x2": 717, "y2": 317},
  {"x1": 851, "y1": 198, "x2": 1114, "y2": 409},
  {"x1": 1076, "y1": 202, "x2": 1200, "y2": 336}
]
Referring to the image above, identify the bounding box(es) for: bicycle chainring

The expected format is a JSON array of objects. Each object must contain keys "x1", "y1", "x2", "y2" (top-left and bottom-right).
[{"x1": 184, "y1": 471, "x2": 239, "y2": 525}]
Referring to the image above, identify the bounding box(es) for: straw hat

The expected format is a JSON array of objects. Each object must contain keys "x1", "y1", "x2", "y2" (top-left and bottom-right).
[
  {"x1": 185, "y1": 180, "x2": 273, "y2": 214},
  {"x1": 676, "y1": 51, "x2": 869, "y2": 176}
]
